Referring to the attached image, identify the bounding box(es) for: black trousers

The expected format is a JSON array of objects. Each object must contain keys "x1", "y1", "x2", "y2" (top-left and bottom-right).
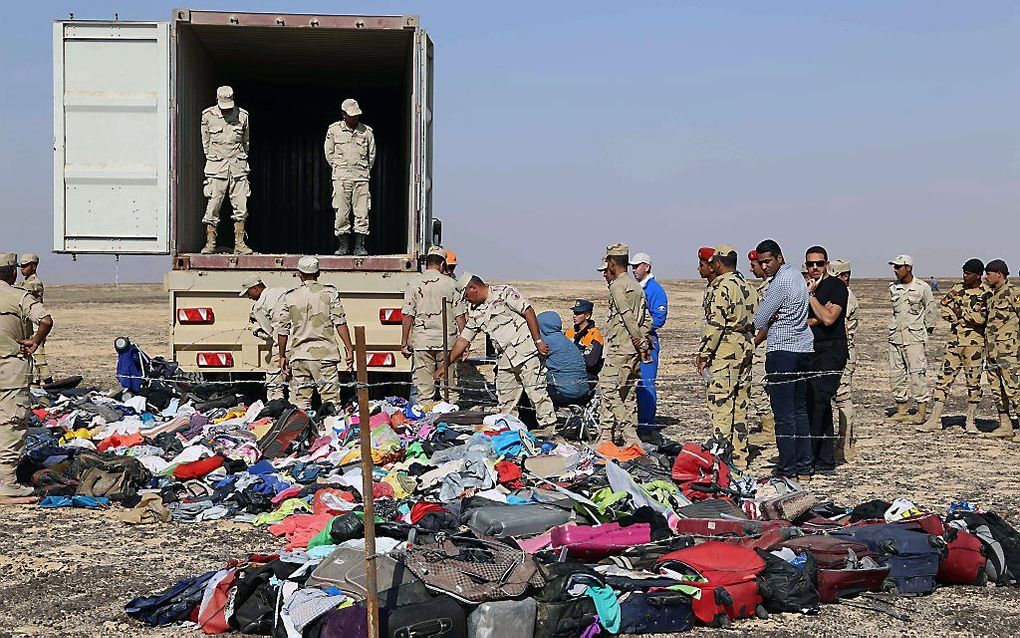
[{"x1": 806, "y1": 341, "x2": 848, "y2": 471}]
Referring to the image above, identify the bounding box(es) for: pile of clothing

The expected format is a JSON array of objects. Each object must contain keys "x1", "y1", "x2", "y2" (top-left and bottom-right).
[{"x1": 17, "y1": 382, "x2": 1020, "y2": 637}]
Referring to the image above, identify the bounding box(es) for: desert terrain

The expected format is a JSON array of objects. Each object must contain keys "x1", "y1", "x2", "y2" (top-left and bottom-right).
[{"x1": 2, "y1": 278, "x2": 1019, "y2": 637}]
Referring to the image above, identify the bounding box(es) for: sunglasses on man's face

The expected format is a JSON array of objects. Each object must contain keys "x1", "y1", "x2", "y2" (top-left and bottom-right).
[{"x1": 805, "y1": 260, "x2": 826, "y2": 268}]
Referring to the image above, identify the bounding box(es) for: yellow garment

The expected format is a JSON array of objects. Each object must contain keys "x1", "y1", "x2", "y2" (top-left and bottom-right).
[{"x1": 61, "y1": 427, "x2": 94, "y2": 443}]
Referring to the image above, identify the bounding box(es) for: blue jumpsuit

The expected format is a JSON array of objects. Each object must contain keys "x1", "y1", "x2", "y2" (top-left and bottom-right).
[{"x1": 638, "y1": 275, "x2": 668, "y2": 427}]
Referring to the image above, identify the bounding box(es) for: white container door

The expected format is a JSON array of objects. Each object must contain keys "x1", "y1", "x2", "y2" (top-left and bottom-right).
[
  {"x1": 53, "y1": 21, "x2": 171, "y2": 254},
  {"x1": 412, "y1": 29, "x2": 435, "y2": 256}
]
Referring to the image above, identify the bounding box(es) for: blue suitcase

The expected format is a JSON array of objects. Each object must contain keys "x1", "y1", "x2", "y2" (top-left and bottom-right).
[
  {"x1": 617, "y1": 591, "x2": 693, "y2": 634},
  {"x1": 831, "y1": 523, "x2": 943, "y2": 595}
]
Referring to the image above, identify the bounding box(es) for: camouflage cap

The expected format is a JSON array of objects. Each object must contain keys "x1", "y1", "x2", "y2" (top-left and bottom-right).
[
  {"x1": 216, "y1": 86, "x2": 234, "y2": 109},
  {"x1": 342, "y1": 98, "x2": 362, "y2": 116},
  {"x1": 18, "y1": 253, "x2": 39, "y2": 266},
  {"x1": 710, "y1": 244, "x2": 737, "y2": 261},
  {"x1": 239, "y1": 275, "x2": 263, "y2": 296},
  {"x1": 0, "y1": 253, "x2": 16, "y2": 267},
  {"x1": 455, "y1": 271, "x2": 477, "y2": 292},
  {"x1": 297, "y1": 256, "x2": 320, "y2": 274},
  {"x1": 595, "y1": 258, "x2": 609, "y2": 272},
  {"x1": 605, "y1": 243, "x2": 629, "y2": 258},
  {"x1": 889, "y1": 254, "x2": 913, "y2": 267},
  {"x1": 427, "y1": 246, "x2": 447, "y2": 259},
  {"x1": 828, "y1": 259, "x2": 852, "y2": 275}
]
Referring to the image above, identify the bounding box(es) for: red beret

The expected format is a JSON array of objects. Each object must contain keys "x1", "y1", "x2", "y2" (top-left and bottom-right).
[{"x1": 698, "y1": 247, "x2": 715, "y2": 261}]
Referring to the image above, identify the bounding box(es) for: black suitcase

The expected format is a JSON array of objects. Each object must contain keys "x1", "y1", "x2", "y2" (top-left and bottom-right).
[
  {"x1": 533, "y1": 598, "x2": 597, "y2": 638},
  {"x1": 617, "y1": 591, "x2": 693, "y2": 634},
  {"x1": 387, "y1": 595, "x2": 466, "y2": 638}
]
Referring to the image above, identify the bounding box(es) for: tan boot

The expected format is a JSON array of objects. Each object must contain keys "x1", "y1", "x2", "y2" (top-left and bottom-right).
[
  {"x1": 200, "y1": 225, "x2": 217, "y2": 254},
  {"x1": 984, "y1": 413, "x2": 1014, "y2": 439},
  {"x1": 964, "y1": 403, "x2": 979, "y2": 434},
  {"x1": 0, "y1": 466, "x2": 35, "y2": 502},
  {"x1": 916, "y1": 400, "x2": 942, "y2": 432},
  {"x1": 233, "y1": 222, "x2": 253, "y2": 255},
  {"x1": 888, "y1": 403, "x2": 912, "y2": 422}
]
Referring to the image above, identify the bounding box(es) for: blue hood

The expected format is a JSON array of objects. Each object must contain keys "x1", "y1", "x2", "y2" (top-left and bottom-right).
[
  {"x1": 536, "y1": 311, "x2": 589, "y2": 401},
  {"x1": 538, "y1": 311, "x2": 563, "y2": 336}
]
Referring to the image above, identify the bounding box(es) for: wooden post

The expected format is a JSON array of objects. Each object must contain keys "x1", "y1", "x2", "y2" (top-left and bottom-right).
[
  {"x1": 354, "y1": 326, "x2": 380, "y2": 638},
  {"x1": 442, "y1": 298, "x2": 451, "y2": 403}
]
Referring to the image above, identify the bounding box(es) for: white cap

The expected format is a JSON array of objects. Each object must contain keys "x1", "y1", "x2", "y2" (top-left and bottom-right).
[
  {"x1": 216, "y1": 86, "x2": 235, "y2": 109},
  {"x1": 297, "y1": 256, "x2": 320, "y2": 274},
  {"x1": 889, "y1": 255, "x2": 914, "y2": 267},
  {"x1": 455, "y1": 271, "x2": 476, "y2": 292},
  {"x1": 341, "y1": 98, "x2": 362, "y2": 116},
  {"x1": 629, "y1": 252, "x2": 652, "y2": 267}
]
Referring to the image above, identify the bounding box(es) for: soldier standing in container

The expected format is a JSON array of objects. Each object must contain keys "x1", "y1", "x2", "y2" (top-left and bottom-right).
[
  {"x1": 325, "y1": 99, "x2": 377, "y2": 257},
  {"x1": 278, "y1": 257, "x2": 354, "y2": 412},
  {"x1": 0, "y1": 253, "x2": 52, "y2": 501},
  {"x1": 980, "y1": 259, "x2": 1020, "y2": 440},
  {"x1": 241, "y1": 276, "x2": 288, "y2": 402},
  {"x1": 200, "y1": 86, "x2": 252, "y2": 255},
  {"x1": 598, "y1": 243, "x2": 651, "y2": 447},
  {"x1": 17, "y1": 254, "x2": 52, "y2": 385},
  {"x1": 919, "y1": 259, "x2": 989, "y2": 435},
  {"x1": 401, "y1": 247, "x2": 467, "y2": 404},
  {"x1": 887, "y1": 255, "x2": 937, "y2": 424}
]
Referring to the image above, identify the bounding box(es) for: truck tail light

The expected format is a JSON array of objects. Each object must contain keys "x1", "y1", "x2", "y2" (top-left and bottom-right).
[
  {"x1": 379, "y1": 308, "x2": 403, "y2": 324},
  {"x1": 366, "y1": 352, "x2": 395, "y2": 367},
  {"x1": 197, "y1": 352, "x2": 234, "y2": 368},
  {"x1": 178, "y1": 308, "x2": 215, "y2": 324}
]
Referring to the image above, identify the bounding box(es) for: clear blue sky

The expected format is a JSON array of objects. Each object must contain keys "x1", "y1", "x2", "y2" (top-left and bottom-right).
[{"x1": 2, "y1": 1, "x2": 1018, "y2": 283}]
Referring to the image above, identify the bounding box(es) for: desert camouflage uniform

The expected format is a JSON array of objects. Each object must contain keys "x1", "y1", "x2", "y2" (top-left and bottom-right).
[
  {"x1": 460, "y1": 285, "x2": 555, "y2": 427},
  {"x1": 833, "y1": 287, "x2": 859, "y2": 460},
  {"x1": 598, "y1": 273, "x2": 651, "y2": 443},
  {"x1": 985, "y1": 281, "x2": 1020, "y2": 417},
  {"x1": 750, "y1": 277, "x2": 772, "y2": 422},
  {"x1": 201, "y1": 106, "x2": 250, "y2": 224},
  {"x1": 403, "y1": 270, "x2": 466, "y2": 403},
  {"x1": 888, "y1": 279, "x2": 937, "y2": 404},
  {"x1": 250, "y1": 287, "x2": 288, "y2": 402},
  {"x1": 19, "y1": 273, "x2": 49, "y2": 383},
  {"x1": 279, "y1": 281, "x2": 348, "y2": 410},
  {"x1": 324, "y1": 121, "x2": 376, "y2": 236},
  {"x1": 0, "y1": 280, "x2": 49, "y2": 479},
  {"x1": 699, "y1": 271, "x2": 758, "y2": 466},
  {"x1": 932, "y1": 283, "x2": 990, "y2": 404}
]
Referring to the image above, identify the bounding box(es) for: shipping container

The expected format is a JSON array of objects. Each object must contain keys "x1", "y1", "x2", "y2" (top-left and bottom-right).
[{"x1": 53, "y1": 8, "x2": 437, "y2": 377}]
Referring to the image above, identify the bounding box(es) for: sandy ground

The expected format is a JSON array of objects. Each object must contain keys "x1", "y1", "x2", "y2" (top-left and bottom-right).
[{"x1": 3, "y1": 279, "x2": 1020, "y2": 637}]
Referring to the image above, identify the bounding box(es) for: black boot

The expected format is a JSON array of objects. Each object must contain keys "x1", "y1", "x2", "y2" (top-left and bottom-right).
[
  {"x1": 353, "y1": 233, "x2": 368, "y2": 256},
  {"x1": 334, "y1": 234, "x2": 351, "y2": 256}
]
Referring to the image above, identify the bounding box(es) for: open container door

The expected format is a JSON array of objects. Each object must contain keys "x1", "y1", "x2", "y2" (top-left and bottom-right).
[
  {"x1": 413, "y1": 29, "x2": 435, "y2": 257},
  {"x1": 52, "y1": 21, "x2": 171, "y2": 254}
]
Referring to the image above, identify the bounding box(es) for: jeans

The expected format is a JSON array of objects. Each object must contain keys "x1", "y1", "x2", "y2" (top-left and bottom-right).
[
  {"x1": 637, "y1": 334, "x2": 659, "y2": 427},
  {"x1": 765, "y1": 349, "x2": 812, "y2": 477},
  {"x1": 807, "y1": 341, "x2": 848, "y2": 471}
]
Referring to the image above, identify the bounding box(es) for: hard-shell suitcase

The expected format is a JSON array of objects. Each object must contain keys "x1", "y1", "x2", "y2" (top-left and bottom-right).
[
  {"x1": 306, "y1": 547, "x2": 431, "y2": 608},
  {"x1": 832, "y1": 523, "x2": 943, "y2": 595},
  {"x1": 617, "y1": 591, "x2": 693, "y2": 634},
  {"x1": 464, "y1": 504, "x2": 572, "y2": 538},
  {"x1": 946, "y1": 510, "x2": 1020, "y2": 586},
  {"x1": 533, "y1": 598, "x2": 597, "y2": 638},
  {"x1": 778, "y1": 535, "x2": 888, "y2": 603},
  {"x1": 815, "y1": 565, "x2": 891, "y2": 603},
  {"x1": 672, "y1": 517, "x2": 789, "y2": 540},
  {"x1": 657, "y1": 541, "x2": 766, "y2": 627},
  {"x1": 387, "y1": 595, "x2": 467, "y2": 638},
  {"x1": 938, "y1": 528, "x2": 989, "y2": 586},
  {"x1": 467, "y1": 598, "x2": 537, "y2": 638},
  {"x1": 549, "y1": 522, "x2": 651, "y2": 559}
]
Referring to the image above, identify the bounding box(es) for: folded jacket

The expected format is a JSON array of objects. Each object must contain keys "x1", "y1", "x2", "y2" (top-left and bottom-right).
[{"x1": 173, "y1": 455, "x2": 224, "y2": 481}]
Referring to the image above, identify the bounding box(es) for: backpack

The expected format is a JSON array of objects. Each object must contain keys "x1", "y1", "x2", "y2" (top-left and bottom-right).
[
  {"x1": 70, "y1": 452, "x2": 151, "y2": 503},
  {"x1": 946, "y1": 511, "x2": 1020, "y2": 586},
  {"x1": 670, "y1": 441, "x2": 734, "y2": 502},
  {"x1": 125, "y1": 570, "x2": 217, "y2": 626},
  {"x1": 756, "y1": 549, "x2": 820, "y2": 614},
  {"x1": 258, "y1": 406, "x2": 315, "y2": 459},
  {"x1": 116, "y1": 337, "x2": 150, "y2": 393}
]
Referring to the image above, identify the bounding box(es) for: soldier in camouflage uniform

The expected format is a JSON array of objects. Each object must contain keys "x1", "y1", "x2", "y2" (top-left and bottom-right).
[
  {"x1": 401, "y1": 247, "x2": 467, "y2": 404},
  {"x1": 981, "y1": 259, "x2": 1020, "y2": 440},
  {"x1": 200, "y1": 86, "x2": 252, "y2": 255},
  {"x1": 696, "y1": 244, "x2": 758, "y2": 468},
  {"x1": 0, "y1": 253, "x2": 52, "y2": 500},
  {"x1": 887, "y1": 255, "x2": 937, "y2": 424},
  {"x1": 278, "y1": 257, "x2": 354, "y2": 411},
  {"x1": 698, "y1": 247, "x2": 717, "y2": 322},
  {"x1": 596, "y1": 244, "x2": 651, "y2": 446},
  {"x1": 17, "y1": 254, "x2": 51, "y2": 385},
  {"x1": 829, "y1": 260, "x2": 859, "y2": 461},
  {"x1": 324, "y1": 99, "x2": 377, "y2": 256},
  {"x1": 747, "y1": 249, "x2": 774, "y2": 448},
  {"x1": 438, "y1": 273, "x2": 556, "y2": 430},
  {"x1": 242, "y1": 276, "x2": 288, "y2": 402},
  {"x1": 920, "y1": 258, "x2": 989, "y2": 434}
]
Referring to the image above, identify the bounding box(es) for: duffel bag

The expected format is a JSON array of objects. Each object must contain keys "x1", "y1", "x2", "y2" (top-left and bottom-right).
[{"x1": 756, "y1": 549, "x2": 820, "y2": 614}]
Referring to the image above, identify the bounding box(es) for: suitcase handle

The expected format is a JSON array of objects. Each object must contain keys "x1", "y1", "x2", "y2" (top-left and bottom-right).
[
  {"x1": 394, "y1": 617, "x2": 452, "y2": 638},
  {"x1": 648, "y1": 595, "x2": 691, "y2": 607}
]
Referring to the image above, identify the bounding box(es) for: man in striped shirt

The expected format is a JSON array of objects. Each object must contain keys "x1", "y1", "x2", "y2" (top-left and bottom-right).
[{"x1": 752, "y1": 239, "x2": 814, "y2": 481}]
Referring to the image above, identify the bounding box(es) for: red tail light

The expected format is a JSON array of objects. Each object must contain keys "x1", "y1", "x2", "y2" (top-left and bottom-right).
[
  {"x1": 366, "y1": 352, "x2": 396, "y2": 367},
  {"x1": 379, "y1": 308, "x2": 403, "y2": 324},
  {"x1": 197, "y1": 352, "x2": 234, "y2": 368},
  {"x1": 178, "y1": 308, "x2": 215, "y2": 324}
]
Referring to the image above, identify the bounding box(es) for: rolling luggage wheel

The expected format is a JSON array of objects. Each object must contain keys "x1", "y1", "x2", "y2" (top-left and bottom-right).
[
  {"x1": 755, "y1": 604, "x2": 770, "y2": 620},
  {"x1": 881, "y1": 580, "x2": 899, "y2": 595},
  {"x1": 714, "y1": 615, "x2": 732, "y2": 629}
]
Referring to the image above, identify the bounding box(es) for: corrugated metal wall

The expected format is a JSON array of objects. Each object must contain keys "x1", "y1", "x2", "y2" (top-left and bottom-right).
[{"x1": 174, "y1": 24, "x2": 412, "y2": 257}]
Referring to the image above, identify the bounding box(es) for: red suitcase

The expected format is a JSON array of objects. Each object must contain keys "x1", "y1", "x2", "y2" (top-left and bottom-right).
[
  {"x1": 672, "y1": 518, "x2": 790, "y2": 539},
  {"x1": 779, "y1": 535, "x2": 889, "y2": 603},
  {"x1": 549, "y1": 522, "x2": 651, "y2": 559},
  {"x1": 937, "y1": 528, "x2": 988, "y2": 586},
  {"x1": 657, "y1": 541, "x2": 766, "y2": 627}
]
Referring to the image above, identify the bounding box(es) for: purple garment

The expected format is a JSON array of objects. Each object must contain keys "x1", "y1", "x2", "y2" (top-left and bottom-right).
[{"x1": 580, "y1": 615, "x2": 602, "y2": 638}]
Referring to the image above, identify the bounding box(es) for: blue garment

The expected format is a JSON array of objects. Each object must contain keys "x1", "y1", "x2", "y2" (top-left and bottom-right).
[
  {"x1": 766, "y1": 350, "x2": 813, "y2": 477},
  {"x1": 753, "y1": 263, "x2": 813, "y2": 354},
  {"x1": 638, "y1": 275, "x2": 668, "y2": 426},
  {"x1": 537, "y1": 311, "x2": 590, "y2": 403},
  {"x1": 116, "y1": 343, "x2": 145, "y2": 393}
]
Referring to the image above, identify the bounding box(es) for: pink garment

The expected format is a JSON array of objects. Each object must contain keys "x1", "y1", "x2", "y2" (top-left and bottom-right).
[
  {"x1": 267, "y1": 513, "x2": 335, "y2": 550},
  {"x1": 271, "y1": 486, "x2": 303, "y2": 505},
  {"x1": 516, "y1": 531, "x2": 554, "y2": 554},
  {"x1": 351, "y1": 411, "x2": 391, "y2": 429}
]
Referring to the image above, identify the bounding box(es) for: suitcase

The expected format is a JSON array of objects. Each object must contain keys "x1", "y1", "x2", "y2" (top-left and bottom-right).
[
  {"x1": 549, "y1": 522, "x2": 651, "y2": 559},
  {"x1": 672, "y1": 517, "x2": 789, "y2": 539},
  {"x1": 778, "y1": 535, "x2": 889, "y2": 603},
  {"x1": 815, "y1": 564, "x2": 891, "y2": 603},
  {"x1": 464, "y1": 504, "x2": 572, "y2": 538},
  {"x1": 676, "y1": 497, "x2": 746, "y2": 520},
  {"x1": 937, "y1": 528, "x2": 989, "y2": 586},
  {"x1": 735, "y1": 525, "x2": 804, "y2": 552},
  {"x1": 657, "y1": 541, "x2": 766, "y2": 627},
  {"x1": 617, "y1": 591, "x2": 693, "y2": 634},
  {"x1": 759, "y1": 491, "x2": 819, "y2": 522},
  {"x1": 306, "y1": 547, "x2": 432, "y2": 608},
  {"x1": 467, "y1": 598, "x2": 537, "y2": 638},
  {"x1": 388, "y1": 595, "x2": 467, "y2": 638},
  {"x1": 533, "y1": 598, "x2": 597, "y2": 638},
  {"x1": 832, "y1": 524, "x2": 943, "y2": 595}
]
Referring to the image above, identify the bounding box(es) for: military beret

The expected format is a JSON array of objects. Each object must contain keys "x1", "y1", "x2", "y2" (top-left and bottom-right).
[
  {"x1": 985, "y1": 259, "x2": 1009, "y2": 276},
  {"x1": 962, "y1": 258, "x2": 984, "y2": 274},
  {"x1": 698, "y1": 247, "x2": 715, "y2": 261},
  {"x1": 747, "y1": 249, "x2": 759, "y2": 262}
]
